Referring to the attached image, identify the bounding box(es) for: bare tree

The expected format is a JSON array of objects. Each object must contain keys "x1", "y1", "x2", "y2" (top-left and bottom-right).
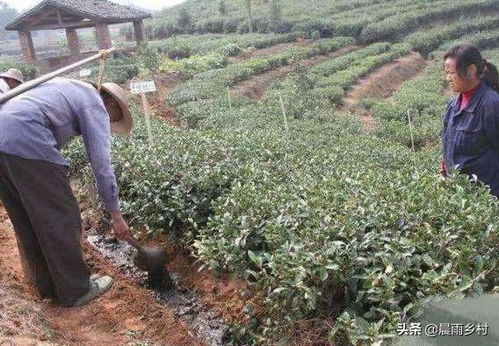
[{"x1": 245, "y1": 0, "x2": 253, "y2": 33}]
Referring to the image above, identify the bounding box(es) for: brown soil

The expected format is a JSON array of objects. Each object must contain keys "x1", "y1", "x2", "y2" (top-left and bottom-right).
[
  {"x1": 230, "y1": 45, "x2": 359, "y2": 100},
  {"x1": 129, "y1": 72, "x2": 183, "y2": 127},
  {"x1": 0, "y1": 207, "x2": 202, "y2": 345},
  {"x1": 344, "y1": 52, "x2": 427, "y2": 108},
  {"x1": 0, "y1": 215, "x2": 53, "y2": 345},
  {"x1": 155, "y1": 72, "x2": 184, "y2": 101},
  {"x1": 288, "y1": 318, "x2": 335, "y2": 346},
  {"x1": 342, "y1": 52, "x2": 427, "y2": 132},
  {"x1": 228, "y1": 38, "x2": 312, "y2": 64},
  {"x1": 357, "y1": 111, "x2": 378, "y2": 132},
  {"x1": 152, "y1": 73, "x2": 184, "y2": 127},
  {"x1": 149, "y1": 98, "x2": 180, "y2": 127}
]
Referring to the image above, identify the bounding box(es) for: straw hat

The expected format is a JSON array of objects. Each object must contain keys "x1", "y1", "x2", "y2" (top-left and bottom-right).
[
  {"x1": 99, "y1": 83, "x2": 133, "y2": 135},
  {"x1": 0, "y1": 68, "x2": 24, "y2": 84}
]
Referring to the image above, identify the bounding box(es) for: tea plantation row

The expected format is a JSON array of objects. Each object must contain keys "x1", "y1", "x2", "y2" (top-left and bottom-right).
[{"x1": 64, "y1": 26, "x2": 499, "y2": 344}]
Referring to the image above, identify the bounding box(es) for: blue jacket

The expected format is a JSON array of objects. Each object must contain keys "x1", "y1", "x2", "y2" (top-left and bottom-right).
[
  {"x1": 442, "y1": 83, "x2": 499, "y2": 197},
  {"x1": 0, "y1": 78, "x2": 119, "y2": 211}
]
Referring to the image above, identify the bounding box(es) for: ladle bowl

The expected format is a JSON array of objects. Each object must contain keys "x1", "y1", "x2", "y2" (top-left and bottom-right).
[{"x1": 126, "y1": 237, "x2": 174, "y2": 289}]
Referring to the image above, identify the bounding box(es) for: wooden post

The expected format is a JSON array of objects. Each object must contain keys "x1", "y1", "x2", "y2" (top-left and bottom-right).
[
  {"x1": 66, "y1": 28, "x2": 81, "y2": 57},
  {"x1": 95, "y1": 23, "x2": 112, "y2": 49},
  {"x1": 133, "y1": 20, "x2": 147, "y2": 46},
  {"x1": 18, "y1": 30, "x2": 36, "y2": 62}
]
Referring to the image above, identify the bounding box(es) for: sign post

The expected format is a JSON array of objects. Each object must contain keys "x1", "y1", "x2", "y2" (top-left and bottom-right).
[{"x1": 130, "y1": 79, "x2": 156, "y2": 147}]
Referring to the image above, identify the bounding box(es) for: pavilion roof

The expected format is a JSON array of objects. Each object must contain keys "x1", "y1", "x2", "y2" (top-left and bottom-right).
[{"x1": 6, "y1": 0, "x2": 151, "y2": 31}]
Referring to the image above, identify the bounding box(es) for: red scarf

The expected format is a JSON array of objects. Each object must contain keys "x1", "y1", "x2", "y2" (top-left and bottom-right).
[{"x1": 460, "y1": 85, "x2": 480, "y2": 110}]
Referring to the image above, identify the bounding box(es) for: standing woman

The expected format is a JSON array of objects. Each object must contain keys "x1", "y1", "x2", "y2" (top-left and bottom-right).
[{"x1": 441, "y1": 44, "x2": 499, "y2": 197}]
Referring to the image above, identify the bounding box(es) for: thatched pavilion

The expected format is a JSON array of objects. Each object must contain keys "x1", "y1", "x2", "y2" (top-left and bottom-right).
[{"x1": 5, "y1": 0, "x2": 151, "y2": 63}]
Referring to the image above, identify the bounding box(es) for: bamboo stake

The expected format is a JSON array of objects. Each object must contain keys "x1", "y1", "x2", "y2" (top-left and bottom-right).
[
  {"x1": 141, "y1": 92, "x2": 154, "y2": 147},
  {"x1": 279, "y1": 94, "x2": 289, "y2": 134},
  {"x1": 96, "y1": 52, "x2": 109, "y2": 92},
  {"x1": 407, "y1": 109, "x2": 415, "y2": 152},
  {"x1": 0, "y1": 47, "x2": 116, "y2": 104}
]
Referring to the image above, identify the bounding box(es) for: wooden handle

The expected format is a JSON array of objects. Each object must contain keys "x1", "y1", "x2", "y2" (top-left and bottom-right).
[
  {"x1": 0, "y1": 47, "x2": 117, "y2": 104},
  {"x1": 125, "y1": 236, "x2": 142, "y2": 250}
]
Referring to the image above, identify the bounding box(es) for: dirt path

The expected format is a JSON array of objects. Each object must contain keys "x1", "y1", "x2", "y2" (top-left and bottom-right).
[
  {"x1": 343, "y1": 52, "x2": 427, "y2": 108},
  {"x1": 0, "y1": 206, "x2": 202, "y2": 345},
  {"x1": 230, "y1": 45, "x2": 359, "y2": 100},
  {"x1": 341, "y1": 52, "x2": 427, "y2": 131}
]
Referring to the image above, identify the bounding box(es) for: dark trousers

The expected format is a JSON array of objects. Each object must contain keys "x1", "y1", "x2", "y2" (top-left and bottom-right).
[{"x1": 0, "y1": 153, "x2": 89, "y2": 306}]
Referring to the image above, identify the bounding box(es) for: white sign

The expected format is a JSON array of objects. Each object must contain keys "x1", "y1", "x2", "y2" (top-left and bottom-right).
[
  {"x1": 130, "y1": 80, "x2": 156, "y2": 94},
  {"x1": 79, "y1": 69, "x2": 92, "y2": 77}
]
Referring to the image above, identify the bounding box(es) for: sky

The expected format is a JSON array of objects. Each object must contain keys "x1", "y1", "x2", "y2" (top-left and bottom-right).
[{"x1": 4, "y1": 0, "x2": 186, "y2": 12}]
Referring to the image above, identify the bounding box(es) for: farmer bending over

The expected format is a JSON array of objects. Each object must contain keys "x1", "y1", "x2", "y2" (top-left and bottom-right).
[
  {"x1": 0, "y1": 78, "x2": 132, "y2": 306},
  {"x1": 441, "y1": 44, "x2": 499, "y2": 197}
]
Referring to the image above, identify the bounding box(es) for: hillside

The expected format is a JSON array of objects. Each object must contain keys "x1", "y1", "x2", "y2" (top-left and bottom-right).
[{"x1": 141, "y1": 0, "x2": 499, "y2": 40}]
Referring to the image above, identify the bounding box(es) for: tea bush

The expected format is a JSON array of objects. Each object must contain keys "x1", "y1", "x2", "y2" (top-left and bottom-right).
[
  {"x1": 359, "y1": 0, "x2": 499, "y2": 43},
  {"x1": 0, "y1": 58, "x2": 38, "y2": 80},
  {"x1": 65, "y1": 7, "x2": 499, "y2": 345},
  {"x1": 220, "y1": 43, "x2": 242, "y2": 57},
  {"x1": 259, "y1": 43, "x2": 410, "y2": 120},
  {"x1": 369, "y1": 62, "x2": 447, "y2": 149},
  {"x1": 159, "y1": 54, "x2": 228, "y2": 76},
  {"x1": 146, "y1": 32, "x2": 300, "y2": 57},
  {"x1": 86, "y1": 56, "x2": 140, "y2": 85},
  {"x1": 168, "y1": 37, "x2": 355, "y2": 107},
  {"x1": 144, "y1": 0, "x2": 477, "y2": 42},
  {"x1": 66, "y1": 105, "x2": 499, "y2": 344},
  {"x1": 406, "y1": 15, "x2": 499, "y2": 56}
]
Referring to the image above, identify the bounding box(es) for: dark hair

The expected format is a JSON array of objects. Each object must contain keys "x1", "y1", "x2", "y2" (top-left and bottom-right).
[
  {"x1": 482, "y1": 61, "x2": 499, "y2": 92},
  {"x1": 444, "y1": 44, "x2": 499, "y2": 92}
]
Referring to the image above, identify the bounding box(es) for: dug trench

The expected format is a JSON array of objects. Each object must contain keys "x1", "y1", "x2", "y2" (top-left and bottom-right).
[
  {"x1": 0, "y1": 202, "x2": 254, "y2": 345},
  {"x1": 0, "y1": 206, "x2": 201, "y2": 345},
  {"x1": 86, "y1": 233, "x2": 229, "y2": 345}
]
